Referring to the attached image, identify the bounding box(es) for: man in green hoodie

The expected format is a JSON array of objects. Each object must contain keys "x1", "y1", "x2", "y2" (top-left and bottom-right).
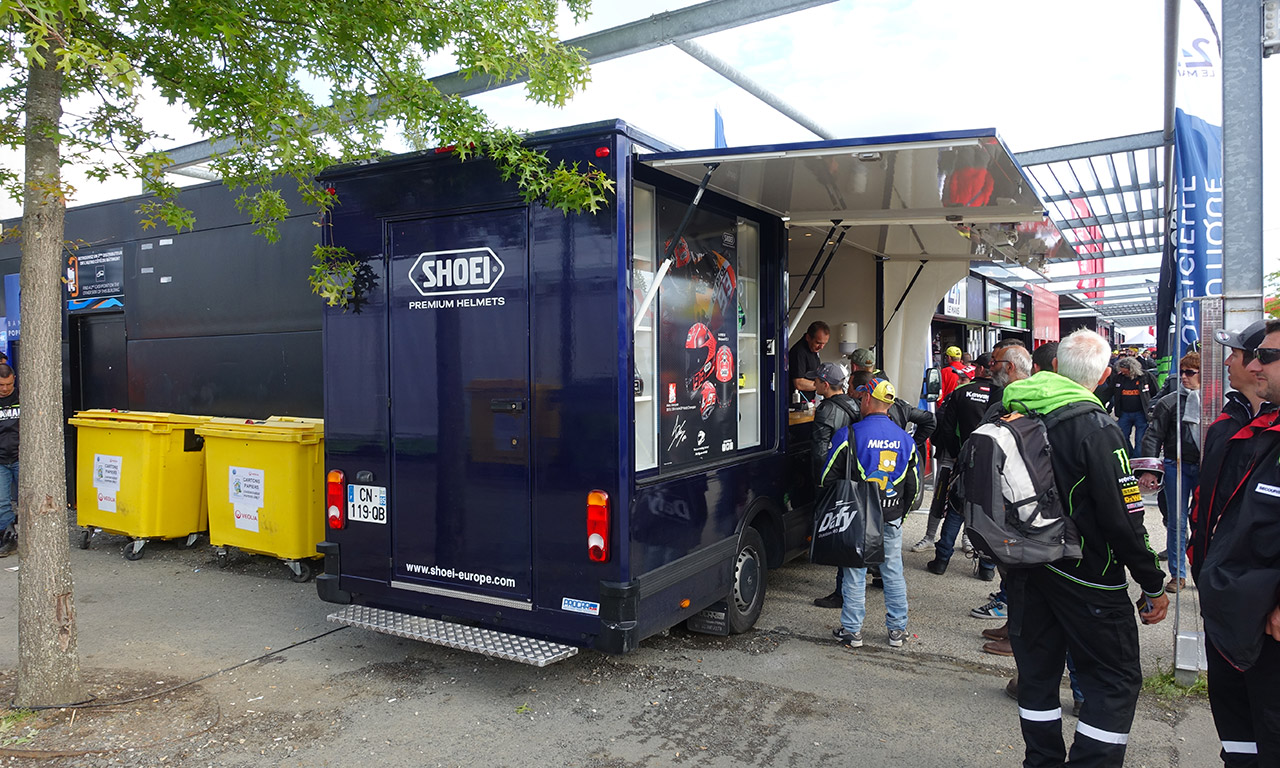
[{"x1": 1003, "y1": 330, "x2": 1169, "y2": 768}]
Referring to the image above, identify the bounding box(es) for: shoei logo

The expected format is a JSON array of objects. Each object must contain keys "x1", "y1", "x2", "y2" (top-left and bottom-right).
[{"x1": 409, "y1": 248, "x2": 505, "y2": 297}]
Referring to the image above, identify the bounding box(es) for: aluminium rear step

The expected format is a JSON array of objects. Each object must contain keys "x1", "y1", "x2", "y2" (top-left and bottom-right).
[{"x1": 327, "y1": 604, "x2": 579, "y2": 667}]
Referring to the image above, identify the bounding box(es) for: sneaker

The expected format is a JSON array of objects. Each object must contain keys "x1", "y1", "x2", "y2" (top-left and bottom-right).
[
  {"x1": 970, "y1": 593, "x2": 1008, "y2": 620},
  {"x1": 833, "y1": 627, "x2": 863, "y2": 648},
  {"x1": 925, "y1": 558, "x2": 948, "y2": 575},
  {"x1": 976, "y1": 564, "x2": 996, "y2": 582},
  {"x1": 909, "y1": 536, "x2": 935, "y2": 553},
  {"x1": 888, "y1": 629, "x2": 907, "y2": 648},
  {"x1": 813, "y1": 591, "x2": 842, "y2": 609},
  {"x1": 0, "y1": 538, "x2": 13, "y2": 558}
]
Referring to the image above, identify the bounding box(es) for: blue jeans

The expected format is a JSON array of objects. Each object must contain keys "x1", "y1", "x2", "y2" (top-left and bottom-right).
[
  {"x1": 840, "y1": 519, "x2": 906, "y2": 633},
  {"x1": 1115, "y1": 410, "x2": 1147, "y2": 454},
  {"x1": 1163, "y1": 458, "x2": 1198, "y2": 580},
  {"x1": 935, "y1": 505, "x2": 996, "y2": 575},
  {"x1": 0, "y1": 461, "x2": 17, "y2": 533}
]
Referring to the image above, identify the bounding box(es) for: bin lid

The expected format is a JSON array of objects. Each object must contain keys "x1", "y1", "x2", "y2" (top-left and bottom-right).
[
  {"x1": 68, "y1": 409, "x2": 213, "y2": 430},
  {"x1": 195, "y1": 417, "x2": 324, "y2": 443},
  {"x1": 265, "y1": 415, "x2": 324, "y2": 426}
]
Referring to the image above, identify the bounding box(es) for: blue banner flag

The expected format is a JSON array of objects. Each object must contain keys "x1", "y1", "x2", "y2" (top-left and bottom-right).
[
  {"x1": 1172, "y1": 109, "x2": 1223, "y2": 357},
  {"x1": 714, "y1": 108, "x2": 727, "y2": 149}
]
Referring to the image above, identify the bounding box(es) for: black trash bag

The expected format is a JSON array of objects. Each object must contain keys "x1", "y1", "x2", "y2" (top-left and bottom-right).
[{"x1": 809, "y1": 462, "x2": 885, "y2": 568}]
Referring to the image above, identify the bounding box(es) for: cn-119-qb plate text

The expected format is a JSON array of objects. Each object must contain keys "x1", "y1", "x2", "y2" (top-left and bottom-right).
[{"x1": 348, "y1": 484, "x2": 388, "y2": 524}]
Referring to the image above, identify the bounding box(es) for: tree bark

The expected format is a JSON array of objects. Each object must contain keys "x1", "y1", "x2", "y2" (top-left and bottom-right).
[{"x1": 15, "y1": 53, "x2": 84, "y2": 708}]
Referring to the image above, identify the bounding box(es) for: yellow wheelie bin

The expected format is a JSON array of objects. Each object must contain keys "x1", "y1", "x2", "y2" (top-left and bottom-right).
[
  {"x1": 68, "y1": 410, "x2": 212, "y2": 559},
  {"x1": 196, "y1": 418, "x2": 324, "y2": 581}
]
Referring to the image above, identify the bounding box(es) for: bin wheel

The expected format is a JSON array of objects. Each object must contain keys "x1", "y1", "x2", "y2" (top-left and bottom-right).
[
  {"x1": 287, "y1": 560, "x2": 314, "y2": 583},
  {"x1": 124, "y1": 540, "x2": 146, "y2": 561},
  {"x1": 215, "y1": 548, "x2": 230, "y2": 568},
  {"x1": 79, "y1": 529, "x2": 93, "y2": 550}
]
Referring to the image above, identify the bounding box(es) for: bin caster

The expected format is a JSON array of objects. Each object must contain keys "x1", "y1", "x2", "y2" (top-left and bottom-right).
[
  {"x1": 183, "y1": 532, "x2": 200, "y2": 548},
  {"x1": 79, "y1": 528, "x2": 96, "y2": 550},
  {"x1": 124, "y1": 539, "x2": 146, "y2": 561},
  {"x1": 286, "y1": 560, "x2": 314, "y2": 583},
  {"x1": 215, "y1": 547, "x2": 230, "y2": 568}
]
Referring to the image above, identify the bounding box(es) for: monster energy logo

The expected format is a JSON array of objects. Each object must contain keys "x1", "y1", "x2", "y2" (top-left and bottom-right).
[{"x1": 1113, "y1": 449, "x2": 1132, "y2": 474}]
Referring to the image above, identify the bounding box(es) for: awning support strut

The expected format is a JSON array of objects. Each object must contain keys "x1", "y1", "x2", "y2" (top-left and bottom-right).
[
  {"x1": 787, "y1": 222, "x2": 847, "y2": 338},
  {"x1": 633, "y1": 163, "x2": 719, "y2": 333}
]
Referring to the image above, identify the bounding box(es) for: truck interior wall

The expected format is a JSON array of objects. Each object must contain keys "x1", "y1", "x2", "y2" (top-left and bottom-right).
[{"x1": 787, "y1": 238, "x2": 878, "y2": 365}]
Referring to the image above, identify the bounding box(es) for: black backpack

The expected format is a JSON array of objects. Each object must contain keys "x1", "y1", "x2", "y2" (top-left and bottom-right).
[{"x1": 948, "y1": 403, "x2": 1095, "y2": 568}]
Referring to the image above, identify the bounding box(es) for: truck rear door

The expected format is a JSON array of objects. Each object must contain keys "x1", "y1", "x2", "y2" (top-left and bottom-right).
[{"x1": 387, "y1": 207, "x2": 533, "y2": 609}]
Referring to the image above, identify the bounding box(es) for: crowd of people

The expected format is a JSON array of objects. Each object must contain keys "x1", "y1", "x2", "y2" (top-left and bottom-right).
[{"x1": 790, "y1": 320, "x2": 1278, "y2": 767}]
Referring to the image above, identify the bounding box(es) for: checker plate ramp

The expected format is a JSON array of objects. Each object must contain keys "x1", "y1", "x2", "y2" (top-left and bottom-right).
[{"x1": 327, "y1": 604, "x2": 579, "y2": 667}]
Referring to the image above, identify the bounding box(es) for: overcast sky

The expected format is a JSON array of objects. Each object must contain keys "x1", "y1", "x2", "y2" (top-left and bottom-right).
[{"x1": 1, "y1": 0, "x2": 1273, "y2": 318}]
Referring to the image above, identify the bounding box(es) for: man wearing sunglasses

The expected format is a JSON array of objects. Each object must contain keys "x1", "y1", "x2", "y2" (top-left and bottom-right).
[
  {"x1": 1140, "y1": 351, "x2": 1201, "y2": 592},
  {"x1": 1194, "y1": 318, "x2": 1280, "y2": 766}
]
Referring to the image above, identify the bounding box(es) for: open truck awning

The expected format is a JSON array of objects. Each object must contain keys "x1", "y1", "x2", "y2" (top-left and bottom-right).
[{"x1": 641, "y1": 128, "x2": 1077, "y2": 269}]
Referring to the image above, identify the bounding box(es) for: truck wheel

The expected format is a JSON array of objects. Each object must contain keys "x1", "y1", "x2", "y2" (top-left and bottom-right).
[{"x1": 728, "y1": 527, "x2": 766, "y2": 634}]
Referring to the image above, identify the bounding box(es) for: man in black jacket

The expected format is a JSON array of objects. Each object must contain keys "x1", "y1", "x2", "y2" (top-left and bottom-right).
[
  {"x1": 807, "y1": 362, "x2": 858, "y2": 608},
  {"x1": 1194, "y1": 319, "x2": 1280, "y2": 766},
  {"x1": 0, "y1": 365, "x2": 18, "y2": 558},
  {"x1": 1003, "y1": 330, "x2": 1168, "y2": 768},
  {"x1": 1111, "y1": 357, "x2": 1158, "y2": 453},
  {"x1": 925, "y1": 351, "x2": 1010, "y2": 580},
  {"x1": 1140, "y1": 351, "x2": 1201, "y2": 593}
]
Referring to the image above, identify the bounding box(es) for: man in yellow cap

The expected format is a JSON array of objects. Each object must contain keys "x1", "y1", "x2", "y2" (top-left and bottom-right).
[
  {"x1": 939, "y1": 345, "x2": 973, "y2": 402},
  {"x1": 821, "y1": 371, "x2": 919, "y2": 649}
]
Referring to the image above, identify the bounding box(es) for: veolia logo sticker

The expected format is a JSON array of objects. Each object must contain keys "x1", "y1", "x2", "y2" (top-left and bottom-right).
[{"x1": 409, "y1": 247, "x2": 505, "y2": 297}]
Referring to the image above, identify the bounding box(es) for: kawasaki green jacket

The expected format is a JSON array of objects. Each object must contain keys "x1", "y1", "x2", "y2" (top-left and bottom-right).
[{"x1": 1003, "y1": 372, "x2": 1167, "y2": 598}]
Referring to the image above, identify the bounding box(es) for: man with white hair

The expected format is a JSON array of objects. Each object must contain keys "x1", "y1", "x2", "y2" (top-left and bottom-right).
[{"x1": 1001, "y1": 330, "x2": 1169, "y2": 767}]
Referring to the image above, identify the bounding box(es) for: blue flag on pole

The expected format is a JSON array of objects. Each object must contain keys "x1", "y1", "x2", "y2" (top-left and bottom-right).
[
  {"x1": 714, "y1": 108, "x2": 727, "y2": 148},
  {"x1": 1172, "y1": 109, "x2": 1223, "y2": 357}
]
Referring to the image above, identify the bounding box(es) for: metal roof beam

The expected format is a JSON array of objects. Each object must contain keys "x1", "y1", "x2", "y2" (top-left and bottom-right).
[
  {"x1": 1040, "y1": 180, "x2": 1164, "y2": 204},
  {"x1": 161, "y1": 0, "x2": 839, "y2": 170},
  {"x1": 1016, "y1": 131, "x2": 1167, "y2": 166}
]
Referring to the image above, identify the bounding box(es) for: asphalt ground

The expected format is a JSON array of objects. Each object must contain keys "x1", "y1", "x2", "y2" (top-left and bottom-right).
[{"x1": 0, "y1": 498, "x2": 1220, "y2": 767}]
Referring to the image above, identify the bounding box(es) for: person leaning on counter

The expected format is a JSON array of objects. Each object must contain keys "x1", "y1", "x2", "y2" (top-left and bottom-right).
[{"x1": 790, "y1": 321, "x2": 830, "y2": 396}]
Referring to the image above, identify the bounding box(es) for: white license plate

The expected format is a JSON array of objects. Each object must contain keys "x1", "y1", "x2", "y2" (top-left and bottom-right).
[{"x1": 347, "y1": 484, "x2": 388, "y2": 524}]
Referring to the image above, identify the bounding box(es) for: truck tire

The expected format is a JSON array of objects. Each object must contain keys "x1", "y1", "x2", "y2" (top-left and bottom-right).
[{"x1": 728, "y1": 526, "x2": 766, "y2": 634}]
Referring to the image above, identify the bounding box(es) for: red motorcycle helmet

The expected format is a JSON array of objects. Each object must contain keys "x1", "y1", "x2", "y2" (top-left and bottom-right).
[
  {"x1": 698, "y1": 381, "x2": 718, "y2": 421},
  {"x1": 714, "y1": 345, "x2": 736, "y2": 410},
  {"x1": 1130, "y1": 457, "x2": 1164, "y2": 492},
  {"x1": 685, "y1": 322, "x2": 717, "y2": 397}
]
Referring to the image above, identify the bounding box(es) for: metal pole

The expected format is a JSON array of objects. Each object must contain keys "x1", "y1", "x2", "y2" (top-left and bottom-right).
[
  {"x1": 1221, "y1": 0, "x2": 1265, "y2": 329},
  {"x1": 674, "y1": 39, "x2": 835, "y2": 140}
]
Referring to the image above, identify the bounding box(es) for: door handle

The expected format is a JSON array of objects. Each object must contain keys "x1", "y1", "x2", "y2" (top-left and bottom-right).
[{"x1": 490, "y1": 399, "x2": 526, "y2": 413}]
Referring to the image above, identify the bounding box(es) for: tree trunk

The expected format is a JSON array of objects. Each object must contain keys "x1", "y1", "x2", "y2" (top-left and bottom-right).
[{"x1": 15, "y1": 54, "x2": 84, "y2": 708}]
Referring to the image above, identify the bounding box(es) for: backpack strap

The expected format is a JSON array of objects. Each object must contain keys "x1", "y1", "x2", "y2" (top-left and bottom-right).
[
  {"x1": 1039, "y1": 400, "x2": 1106, "y2": 431},
  {"x1": 832, "y1": 397, "x2": 859, "y2": 425}
]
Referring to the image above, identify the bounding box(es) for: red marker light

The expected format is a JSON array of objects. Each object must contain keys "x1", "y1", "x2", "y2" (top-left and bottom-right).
[
  {"x1": 325, "y1": 187, "x2": 336, "y2": 195},
  {"x1": 434, "y1": 145, "x2": 456, "y2": 154},
  {"x1": 326, "y1": 470, "x2": 346, "y2": 530},
  {"x1": 595, "y1": 146, "x2": 610, "y2": 158},
  {"x1": 587, "y1": 490, "x2": 609, "y2": 562}
]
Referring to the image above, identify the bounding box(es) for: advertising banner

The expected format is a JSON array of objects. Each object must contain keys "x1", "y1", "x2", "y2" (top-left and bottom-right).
[
  {"x1": 1168, "y1": 0, "x2": 1223, "y2": 358},
  {"x1": 658, "y1": 206, "x2": 738, "y2": 469}
]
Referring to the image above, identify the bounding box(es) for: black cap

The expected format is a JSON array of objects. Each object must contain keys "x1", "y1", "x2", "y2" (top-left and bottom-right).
[{"x1": 1214, "y1": 319, "x2": 1268, "y2": 351}]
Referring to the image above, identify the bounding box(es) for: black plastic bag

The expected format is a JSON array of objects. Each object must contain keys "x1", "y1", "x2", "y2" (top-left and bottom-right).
[{"x1": 809, "y1": 456, "x2": 885, "y2": 568}]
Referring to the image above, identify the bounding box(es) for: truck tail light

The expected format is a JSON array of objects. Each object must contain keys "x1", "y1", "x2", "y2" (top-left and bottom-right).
[
  {"x1": 327, "y1": 470, "x2": 346, "y2": 530},
  {"x1": 587, "y1": 490, "x2": 609, "y2": 562}
]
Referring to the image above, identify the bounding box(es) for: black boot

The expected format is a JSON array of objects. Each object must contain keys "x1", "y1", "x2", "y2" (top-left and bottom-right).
[{"x1": 813, "y1": 590, "x2": 842, "y2": 609}]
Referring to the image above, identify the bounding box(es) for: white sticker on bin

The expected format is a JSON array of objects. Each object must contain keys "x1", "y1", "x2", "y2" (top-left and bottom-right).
[
  {"x1": 97, "y1": 489, "x2": 117, "y2": 513},
  {"x1": 229, "y1": 466, "x2": 264, "y2": 505},
  {"x1": 93, "y1": 454, "x2": 122, "y2": 491},
  {"x1": 233, "y1": 503, "x2": 260, "y2": 532}
]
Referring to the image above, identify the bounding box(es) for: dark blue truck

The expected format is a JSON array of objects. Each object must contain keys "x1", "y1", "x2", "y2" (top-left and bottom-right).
[{"x1": 316, "y1": 120, "x2": 1064, "y2": 664}]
